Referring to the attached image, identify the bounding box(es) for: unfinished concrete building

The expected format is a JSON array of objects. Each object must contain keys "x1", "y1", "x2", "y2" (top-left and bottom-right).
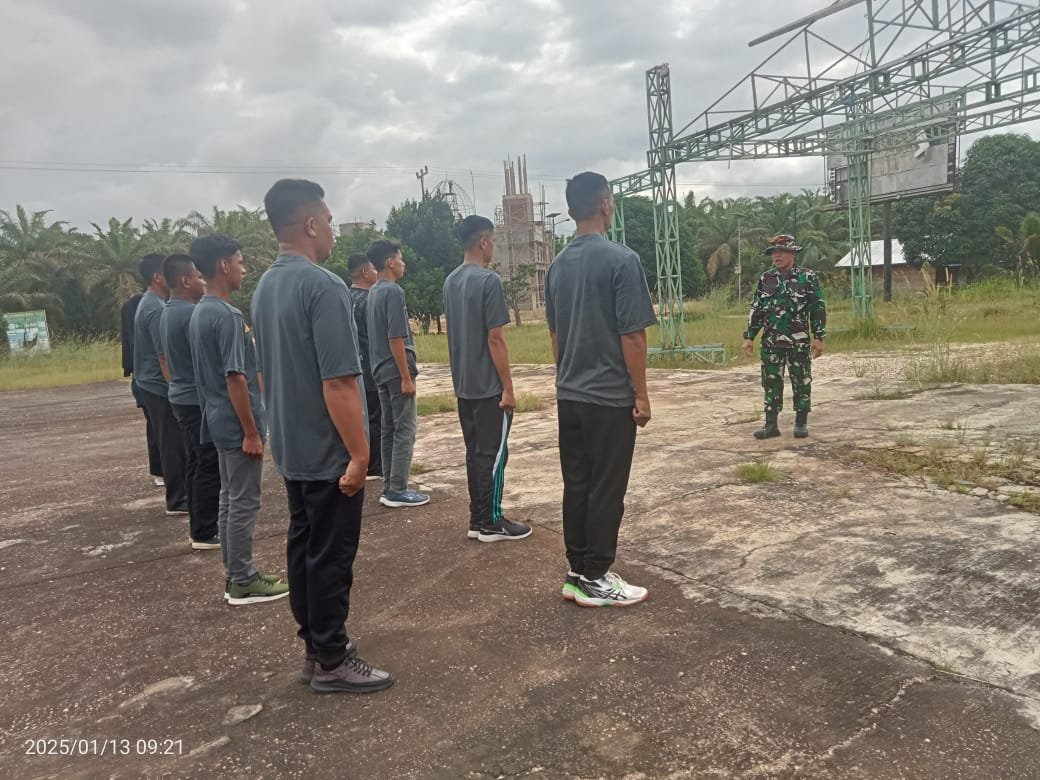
[{"x1": 494, "y1": 155, "x2": 554, "y2": 312}]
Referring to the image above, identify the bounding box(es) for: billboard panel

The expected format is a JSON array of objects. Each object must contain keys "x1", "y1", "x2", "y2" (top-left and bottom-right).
[{"x1": 5, "y1": 310, "x2": 52, "y2": 354}]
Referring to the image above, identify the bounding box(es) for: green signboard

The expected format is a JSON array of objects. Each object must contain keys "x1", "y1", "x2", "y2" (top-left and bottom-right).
[{"x1": 5, "y1": 310, "x2": 51, "y2": 354}]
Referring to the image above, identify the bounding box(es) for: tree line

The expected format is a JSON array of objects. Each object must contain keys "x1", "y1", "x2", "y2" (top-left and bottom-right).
[{"x1": 2, "y1": 133, "x2": 1038, "y2": 342}]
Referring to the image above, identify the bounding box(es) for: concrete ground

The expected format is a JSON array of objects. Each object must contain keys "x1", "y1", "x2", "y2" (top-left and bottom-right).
[{"x1": 3, "y1": 354, "x2": 1040, "y2": 779}]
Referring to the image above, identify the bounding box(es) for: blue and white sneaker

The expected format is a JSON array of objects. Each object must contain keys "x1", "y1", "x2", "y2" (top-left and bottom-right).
[
  {"x1": 379, "y1": 490, "x2": 430, "y2": 508},
  {"x1": 574, "y1": 571, "x2": 649, "y2": 607}
]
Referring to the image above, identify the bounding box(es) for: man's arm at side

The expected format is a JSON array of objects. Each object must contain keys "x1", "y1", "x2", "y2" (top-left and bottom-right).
[
  {"x1": 620, "y1": 329, "x2": 651, "y2": 427},
  {"x1": 227, "y1": 373, "x2": 263, "y2": 458},
  {"x1": 487, "y1": 326, "x2": 515, "y2": 413},
  {"x1": 159, "y1": 354, "x2": 171, "y2": 383},
  {"x1": 388, "y1": 338, "x2": 415, "y2": 395},
  {"x1": 323, "y1": 375, "x2": 370, "y2": 495},
  {"x1": 550, "y1": 331, "x2": 559, "y2": 365}
]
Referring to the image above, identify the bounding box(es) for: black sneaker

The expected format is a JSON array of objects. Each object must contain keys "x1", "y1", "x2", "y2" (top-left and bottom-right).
[
  {"x1": 467, "y1": 523, "x2": 480, "y2": 540},
  {"x1": 190, "y1": 536, "x2": 220, "y2": 550},
  {"x1": 299, "y1": 640, "x2": 356, "y2": 684},
  {"x1": 310, "y1": 654, "x2": 395, "y2": 694},
  {"x1": 477, "y1": 518, "x2": 533, "y2": 543}
]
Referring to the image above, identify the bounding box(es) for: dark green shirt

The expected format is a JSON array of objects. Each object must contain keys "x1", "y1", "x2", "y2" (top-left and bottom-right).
[{"x1": 743, "y1": 266, "x2": 826, "y2": 348}]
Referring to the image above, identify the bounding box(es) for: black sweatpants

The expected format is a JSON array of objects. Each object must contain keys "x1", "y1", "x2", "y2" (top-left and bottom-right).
[
  {"x1": 171, "y1": 403, "x2": 220, "y2": 542},
  {"x1": 285, "y1": 479, "x2": 363, "y2": 668},
  {"x1": 366, "y1": 386, "x2": 383, "y2": 477},
  {"x1": 138, "y1": 389, "x2": 188, "y2": 512},
  {"x1": 557, "y1": 400, "x2": 637, "y2": 581},
  {"x1": 457, "y1": 396, "x2": 511, "y2": 531},
  {"x1": 132, "y1": 380, "x2": 162, "y2": 477}
]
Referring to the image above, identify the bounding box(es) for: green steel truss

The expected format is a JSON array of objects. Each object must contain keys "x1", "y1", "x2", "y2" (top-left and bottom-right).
[{"x1": 611, "y1": 0, "x2": 1040, "y2": 337}]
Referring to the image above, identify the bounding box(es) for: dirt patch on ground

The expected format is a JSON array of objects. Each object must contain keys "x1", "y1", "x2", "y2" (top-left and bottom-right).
[{"x1": 3, "y1": 357, "x2": 1040, "y2": 778}]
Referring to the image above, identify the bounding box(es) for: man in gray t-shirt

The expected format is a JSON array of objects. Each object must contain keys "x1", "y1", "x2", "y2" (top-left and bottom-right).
[
  {"x1": 546, "y1": 172, "x2": 656, "y2": 609},
  {"x1": 133, "y1": 253, "x2": 188, "y2": 514},
  {"x1": 159, "y1": 254, "x2": 218, "y2": 547},
  {"x1": 443, "y1": 216, "x2": 531, "y2": 543},
  {"x1": 190, "y1": 232, "x2": 284, "y2": 606},
  {"x1": 365, "y1": 239, "x2": 428, "y2": 508},
  {"x1": 251, "y1": 178, "x2": 392, "y2": 694}
]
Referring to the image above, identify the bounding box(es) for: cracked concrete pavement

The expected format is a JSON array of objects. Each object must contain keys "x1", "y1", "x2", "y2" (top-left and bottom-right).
[{"x1": 3, "y1": 355, "x2": 1040, "y2": 778}]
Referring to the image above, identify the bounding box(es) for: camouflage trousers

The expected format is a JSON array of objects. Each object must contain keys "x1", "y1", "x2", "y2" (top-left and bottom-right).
[{"x1": 760, "y1": 346, "x2": 812, "y2": 414}]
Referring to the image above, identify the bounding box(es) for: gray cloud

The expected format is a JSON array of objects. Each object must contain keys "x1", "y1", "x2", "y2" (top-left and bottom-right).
[{"x1": 1, "y1": 0, "x2": 1036, "y2": 231}]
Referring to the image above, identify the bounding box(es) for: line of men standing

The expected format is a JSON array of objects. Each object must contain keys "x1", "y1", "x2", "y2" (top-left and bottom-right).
[{"x1": 122, "y1": 170, "x2": 666, "y2": 695}]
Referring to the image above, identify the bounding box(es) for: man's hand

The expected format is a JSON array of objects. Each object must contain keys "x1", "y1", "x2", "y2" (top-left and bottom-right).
[
  {"x1": 812, "y1": 338, "x2": 824, "y2": 359},
  {"x1": 742, "y1": 338, "x2": 755, "y2": 358},
  {"x1": 499, "y1": 388, "x2": 516, "y2": 414},
  {"x1": 401, "y1": 376, "x2": 416, "y2": 397},
  {"x1": 242, "y1": 432, "x2": 264, "y2": 460},
  {"x1": 633, "y1": 396, "x2": 652, "y2": 428},
  {"x1": 339, "y1": 459, "x2": 367, "y2": 497}
]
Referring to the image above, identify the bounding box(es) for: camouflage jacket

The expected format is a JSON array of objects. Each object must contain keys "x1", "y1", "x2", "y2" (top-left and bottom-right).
[{"x1": 743, "y1": 266, "x2": 826, "y2": 348}]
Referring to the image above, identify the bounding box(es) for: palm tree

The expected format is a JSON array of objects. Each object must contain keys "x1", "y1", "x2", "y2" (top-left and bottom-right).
[
  {"x1": 996, "y1": 213, "x2": 1040, "y2": 286},
  {"x1": 0, "y1": 206, "x2": 75, "y2": 325},
  {"x1": 88, "y1": 217, "x2": 144, "y2": 304},
  {"x1": 141, "y1": 217, "x2": 191, "y2": 255}
]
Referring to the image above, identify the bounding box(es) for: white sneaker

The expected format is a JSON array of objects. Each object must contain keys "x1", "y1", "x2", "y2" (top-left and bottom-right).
[
  {"x1": 153, "y1": 477, "x2": 165, "y2": 487},
  {"x1": 574, "y1": 571, "x2": 649, "y2": 607}
]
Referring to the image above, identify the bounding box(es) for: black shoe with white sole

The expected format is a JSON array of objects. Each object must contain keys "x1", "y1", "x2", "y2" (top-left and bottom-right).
[{"x1": 477, "y1": 518, "x2": 532, "y2": 543}]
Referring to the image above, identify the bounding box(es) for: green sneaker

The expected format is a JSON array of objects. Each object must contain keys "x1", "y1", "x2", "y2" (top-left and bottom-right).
[
  {"x1": 227, "y1": 574, "x2": 290, "y2": 606},
  {"x1": 225, "y1": 573, "x2": 283, "y2": 601}
]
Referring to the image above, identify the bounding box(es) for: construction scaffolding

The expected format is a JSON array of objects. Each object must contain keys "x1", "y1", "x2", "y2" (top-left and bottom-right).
[{"x1": 611, "y1": 0, "x2": 1040, "y2": 347}]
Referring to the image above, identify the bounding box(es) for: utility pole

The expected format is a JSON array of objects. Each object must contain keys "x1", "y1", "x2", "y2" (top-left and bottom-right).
[
  {"x1": 415, "y1": 165, "x2": 429, "y2": 201},
  {"x1": 882, "y1": 201, "x2": 893, "y2": 302}
]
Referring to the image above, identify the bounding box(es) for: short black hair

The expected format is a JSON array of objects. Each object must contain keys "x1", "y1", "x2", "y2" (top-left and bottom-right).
[
  {"x1": 139, "y1": 253, "x2": 166, "y2": 287},
  {"x1": 162, "y1": 254, "x2": 197, "y2": 290},
  {"x1": 457, "y1": 215, "x2": 495, "y2": 249},
  {"x1": 347, "y1": 252, "x2": 372, "y2": 276},
  {"x1": 190, "y1": 234, "x2": 242, "y2": 279},
  {"x1": 566, "y1": 172, "x2": 611, "y2": 222},
  {"x1": 264, "y1": 178, "x2": 325, "y2": 237},
  {"x1": 366, "y1": 239, "x2": 402, "y2": 271}
]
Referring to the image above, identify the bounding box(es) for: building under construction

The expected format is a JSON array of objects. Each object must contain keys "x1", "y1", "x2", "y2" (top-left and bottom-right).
[{"x1": 495, "y1": 156, "x2": 555, "y2": 312}]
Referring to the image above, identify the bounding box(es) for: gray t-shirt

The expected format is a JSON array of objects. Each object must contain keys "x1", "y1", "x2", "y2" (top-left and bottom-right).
[
  {"x1": 159, "y1": 297, "x2": 199, "y2": 407},
  {"x1": 189, "y1": 295, "x2": 267, "y2": 450},
  {"x1": 132, "y1": 290, "x2": 168, "y2": 398},
  {"x1": 443, "y1": 263, "x2": 511, "y2": 399},
  {"x1": 251, "y1": 254, "x2": 363, "y2": 482},
  {"x1": 349, "y1": 285, "x2": 375, "y2": 386},
  {"x1": 545, "y1": 233, "x2": 657, "y2": 407},
  {"x1": 367, "y1": 280, "x2": 418, "y2": 386}
]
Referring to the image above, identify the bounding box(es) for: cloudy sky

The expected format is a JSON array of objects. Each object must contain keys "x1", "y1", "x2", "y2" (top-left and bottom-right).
[{"x1": 0, "y1": 0, "x2": 1032, "y2": 233}]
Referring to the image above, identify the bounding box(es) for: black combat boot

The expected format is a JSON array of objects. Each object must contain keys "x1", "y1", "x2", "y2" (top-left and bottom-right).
[
  {"x1": 754, "y1": 413, "x2": 781, "y2": 439},
  {"x1": 793, "y1": 410, "x2": 809, "y2": 438}
]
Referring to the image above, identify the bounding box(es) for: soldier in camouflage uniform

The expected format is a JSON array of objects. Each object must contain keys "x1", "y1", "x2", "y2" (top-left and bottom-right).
[{"x1": 741, "y1": 234, "x2": 826, "y2": 439}]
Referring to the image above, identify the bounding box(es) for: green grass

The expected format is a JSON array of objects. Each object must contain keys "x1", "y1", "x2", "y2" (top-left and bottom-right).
[
  {"x1": 416, "y1": 391, "x2": 547, "y2": 417},
  {"x1": 735, "y1": 461, "x2": 782, "y2": 483},
  {"x1": 0, "y1": 341, "x2": 124, "y2": 391},
  {"x1": 847, "y1": 446, "x2": 1039, "y2": 495},
  {"x1": 5, "y1": 281, "x2": 1040, "y2": 391}
]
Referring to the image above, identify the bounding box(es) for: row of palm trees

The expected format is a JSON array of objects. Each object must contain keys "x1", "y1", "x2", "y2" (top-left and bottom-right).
[{"x1": 0, "y1": 205, "x2": 277, "y2": 337}]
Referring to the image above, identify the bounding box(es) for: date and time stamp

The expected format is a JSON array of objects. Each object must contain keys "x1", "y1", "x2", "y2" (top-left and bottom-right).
[{"x1": 24, "y1": 738, "x2": 184, "y2": 757}]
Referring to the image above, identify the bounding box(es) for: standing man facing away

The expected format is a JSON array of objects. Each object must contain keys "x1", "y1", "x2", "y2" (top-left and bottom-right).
[
  {"x1": 252, "y1": 179, "x2": 394, "y2": 694},
  {"x1": 366, "y1": 239, "x2": 429, "y2": 508},
  {"x1": 443, "y1": 215, "x2": 531, "y2": 543},
  {"x1": 347, "y1": 252, "x2": 383, "y2": 481},
  {"x1": 159, "y1": 254, "x2": 220, "y2": 550},
  {"x1": 546, "y1": 172, "x2": 656, "y2": 608},
  {"x1": 121, "y1": 289, "x2": 163, "y2": 487},
  {"x1": 133, "y1": 253, "x2": 188, "y2": 515},
  {"x1": 189, "y1": 234, "x2": 288, "y2": 605},
  {"x1": 742, "y1": 234, "x2": 826, "y2": 439}
]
